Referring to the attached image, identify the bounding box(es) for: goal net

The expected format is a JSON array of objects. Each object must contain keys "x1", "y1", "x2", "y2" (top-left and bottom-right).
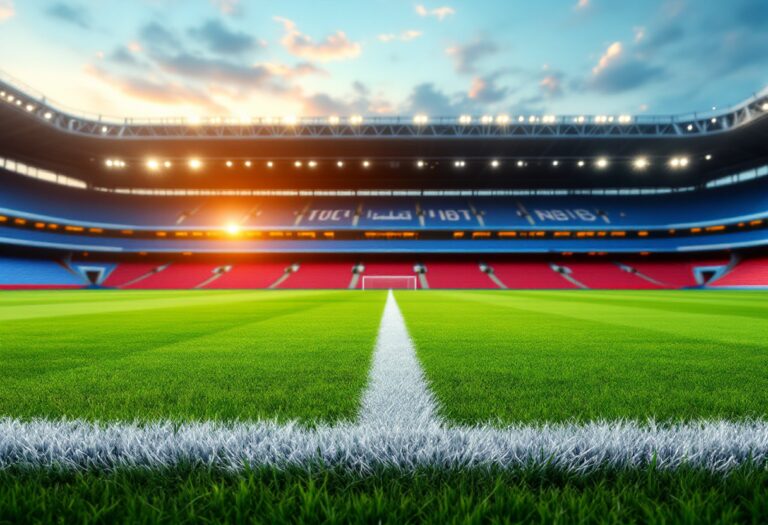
[{"x1": 361, "y1": 276, "x2": 418, "y2": 290}]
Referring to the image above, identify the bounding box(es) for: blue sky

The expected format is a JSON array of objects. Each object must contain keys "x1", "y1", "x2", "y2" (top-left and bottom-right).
[{"x1": 0, "y1": 0, "x2": 766, "y2": 118}]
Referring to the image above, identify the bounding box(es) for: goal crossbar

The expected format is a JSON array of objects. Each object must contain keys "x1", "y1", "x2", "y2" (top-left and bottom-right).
[{"x1": 361, "y1": 276, "x2": 418, "y2": 290}]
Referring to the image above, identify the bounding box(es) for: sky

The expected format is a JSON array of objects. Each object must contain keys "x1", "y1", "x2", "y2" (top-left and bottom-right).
[{"x1": 0, "y1": 0, "x2": 767, "y2": 119}]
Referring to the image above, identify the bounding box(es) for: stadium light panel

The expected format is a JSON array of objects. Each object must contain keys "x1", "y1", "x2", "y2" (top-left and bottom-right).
[
  {"x1": 417, "y1": 160, "x2": 425, "y2": 168},
  {"x1": 762, "y1": 103, "x2": 768, "y2": 111},
  {"x1": 44, "y1": 112, "x2": 52, "y2": 119},
  {"x1": 186, "y1": 115, "x2": 201, "y2": 126},
  {"x1": 146, "y1": 159, "x2": 160, "y2": 171},
  {"x1": 687, "y1": 124, "x2": 694, "y2": 131},
  {"x1": 711, "y1": 118, "x2": 717, "y2": 124},
  {"x1": 362, "y1": 160, "x2": 371, "y2": 168},
  {"x1": 25, "y1": 104, "x2": 35, "y2": 112},
  {"x1": 226, "y1": 161, "x2": 233, "y2": 168},
  {"x1": 308, "y1": 161, "x2": 318, "y2": 168},
  {"x1": 266, "y1": 161, "x2": 274, "y2": 168},
  {"x1": 577, "y1": 160, "x2": 585, "y2": 167},
  {"x1": 490, "y1": 160, "x2": 500, "y2": 168},
  {"x1": 294, "y1": 161, "x2": 303, "y2": 168},
  {"x1": 516, "y1": 160, "x2": 525, "y2": 168},
  {"x1": 328, "y1": 116, "x2": 340, "y2": 125},
  {"x1": 458, "y1": 115, "x2": 472, "y2": 124},
  {"x1": 496, "y1": 115, "x2": 510, "y2": 125},
  {"x1": 188, "y1": 159, "x2": 202, "y2": 170},
  {"x1": 413, "y1": 115, "x2": 429, "y2": 125},
  {"x1": 480, "y1": 115, "x2": 493, "y2": 124},
  {"x1": 705, "y1": 154, "x2": 713, "y2": 161},
  {"x1": 245, "y1": 161, "x2": 252, "y2": 168},
  {"x1": 282, "y1": 116, "x2": 298, "y2": 126},
  {"x1": 454, "y1": 160, "x2": 466, "y2": 168},
  {"x1": 164, "y1": 161, "x2": 172, "y2": 168},
  {"x1": 552, "y1": 160, "x2": 560, "y2": 167},
  {"x1": 633, "y1": 157, "x2": 649, "y2": 170},
  {"x1": 225, "y1": 223, "x2": 241, "y2": 235},
  {"x1": 349, "y1": 115, "x2": 364, "y2": 125},
  {"x1": 680, "y1": 157, "x2": 690, "y2": 167},
  {"x1": 337, "y1": 161, "x2": 344, "y2": 168},
  {"x1": 105, "y1": 160, "x2": 114, "y2": 168},
  {"x1": 596, "y1": 158, "x2": 609, "y2": 169}
]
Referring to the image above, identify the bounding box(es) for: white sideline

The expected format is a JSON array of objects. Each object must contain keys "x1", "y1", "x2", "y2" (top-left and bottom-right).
[
  {"x1": 358, "y1": 290, "x2": 440, "y2": 429},
  {"x1": 1, "y1": 419, "x2": 768, "y2": 472},
  {"x1": 1, "y1": 291, "x2": 768, "y2": 473}
]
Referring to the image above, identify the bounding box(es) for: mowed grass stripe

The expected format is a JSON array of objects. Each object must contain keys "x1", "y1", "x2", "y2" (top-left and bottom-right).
[
  {"x1": 396, "y1": 290, "x2": 768, "y2": 425},
  {"x1": 0, "y1": 290, "x2": 387, "y2": 423},
  {"x1": 0, "y1": 289, "x2": 328, "y2": 321},
  {"x1": 446, "y1": 289, "x2": 768, "y2": 347}
]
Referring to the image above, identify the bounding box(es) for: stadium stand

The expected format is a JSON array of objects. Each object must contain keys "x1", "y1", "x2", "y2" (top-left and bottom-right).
[
  {"x1": 422, "y1": 262, "x2": 498, "y2": 289},
  {"x1": 0, "y1": 256, "x2": 84, "y2": 289},
  {"x1": 204, "y1": 263, "x2": 289, "y2": 289},
  {"x1": 3, "y1": 170, "x2": 768, "y2": 232},
  {"x1": 710, "y1": 256, "x2": 768, "y2": 287},
  {"x1": 559, "y1": 261, "x2": 663, "y2": 289},
  {"x1": 488, "y1": 262, "x2": 576, "y2": 289},
  {"x1": 102, "y1": 263, "x2": 162, "y2": 288},
  {"x1": 124, "y1": 264, "x2": 221, "y2": 289},
  {"x1": 278, "y1": 262, "x2": 356, "y2": 289},
  {"x1": 626, "y1": 259, "x2": 728, "y2": 288}
]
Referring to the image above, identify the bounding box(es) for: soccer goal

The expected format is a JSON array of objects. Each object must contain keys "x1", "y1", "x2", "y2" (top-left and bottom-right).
[{"x1": 361, "y1": 276, "x2": 418, "y2": 290}]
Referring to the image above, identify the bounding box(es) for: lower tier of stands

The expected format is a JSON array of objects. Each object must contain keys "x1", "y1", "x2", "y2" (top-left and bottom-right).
[
  {"x1": 1, "y1": 255, "x2": 767, "y2": 289},
  {"x1": 711, "y1": 256, "x2": 768, "y2": 287},
  {"x1": 0, "y1": 256, "x2": 84, "y2": 289}
]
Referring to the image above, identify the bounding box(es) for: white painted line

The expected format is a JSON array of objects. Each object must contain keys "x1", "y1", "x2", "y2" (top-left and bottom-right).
[
  {"x1": 358, "y1": 290, "x2": 441, "y2": 429},
  {"x1": 1, "y1": 418, "x2": 767, "y2": 472}
]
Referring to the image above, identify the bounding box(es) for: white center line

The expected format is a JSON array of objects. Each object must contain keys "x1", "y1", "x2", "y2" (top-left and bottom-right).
[{"x1": 358, "y1": 290, "x2": 441, "y2": 429}]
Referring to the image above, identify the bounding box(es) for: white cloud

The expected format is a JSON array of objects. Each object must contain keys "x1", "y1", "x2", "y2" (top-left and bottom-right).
[
  {"x1": 634, "y1": 26, "x2": 646, "y2": 43},
  {"x1": 274, "y1": 17, "x2": 362, "y2": 62},
  {"x1": 378, "y1": 30, "x2": 423, "y2": 43},
  {"x1": 210, "y1": 0, "x2": 240, "y2": 15},
  {"x1": 575, "y1": 0, "x2": 589, "y2": 10},
  {"x1": 0, "y1": 0, "x2": 13, "y2": 22},
  {"x1": 592, "y1": 41, "x2": 623, "y2": 75},
  {"x1": 415, "y1": 4, "x2": 455, "y2": 21}
]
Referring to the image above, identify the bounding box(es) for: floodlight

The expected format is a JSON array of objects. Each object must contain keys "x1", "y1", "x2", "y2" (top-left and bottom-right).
[
  {"x1": 188, "y1": 158, "x2": 202, "y2": 170},
  {"x1": 146, "y1": 159, "x2": 160, "y2": 171},
  {"x1": 596, "y1": 158, "x2": 609, "y2": 169},
  {"x1": 225, "y1": 223, "x2": 241, "y2": 235},
  {"x1": 490, "y1": 160, "x2": 500, "y2": 168},
  {"x1": 633, "y1": 157, "x2": 649, "y2": 170}
]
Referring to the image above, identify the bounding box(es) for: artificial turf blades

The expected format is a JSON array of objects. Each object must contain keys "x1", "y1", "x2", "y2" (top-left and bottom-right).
[
  {"x1": 0, "y1": 290, "x2": 385, "y2": 423},
  {"x1": 396, "y1": 289, "x2": 768, "y2": 425}
]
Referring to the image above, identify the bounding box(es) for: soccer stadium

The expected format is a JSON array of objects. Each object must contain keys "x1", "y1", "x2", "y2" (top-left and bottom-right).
[{"x1": 1, "y1": 1, "x2": 768, "y2": 523}]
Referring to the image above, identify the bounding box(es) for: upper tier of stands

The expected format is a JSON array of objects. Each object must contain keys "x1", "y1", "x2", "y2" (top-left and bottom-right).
[{"x1": 2, "y1": 170, "x2": 768, "y2": 231}]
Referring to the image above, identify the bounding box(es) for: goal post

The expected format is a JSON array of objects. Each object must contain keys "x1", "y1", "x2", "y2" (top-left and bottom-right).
[{"x1": 361, "y1": 276, "x2": 418, "y2": 290}]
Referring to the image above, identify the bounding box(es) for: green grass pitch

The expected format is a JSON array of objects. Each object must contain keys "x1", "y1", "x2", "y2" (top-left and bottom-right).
[
  {"x1": 1, "y1": 288, "x2": 767, "y2": 524},
  {"x1": 0, "y1": 290, "x2": 385, "y2": 423},
  {"x1": 397, "y1": 289, "x2": 768, "y2": 424}
]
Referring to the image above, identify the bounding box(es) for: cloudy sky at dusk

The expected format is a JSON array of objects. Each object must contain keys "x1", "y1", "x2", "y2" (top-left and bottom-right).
[{"x1": 0, "y1": 0, "x2": 767, "y2": 118}]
